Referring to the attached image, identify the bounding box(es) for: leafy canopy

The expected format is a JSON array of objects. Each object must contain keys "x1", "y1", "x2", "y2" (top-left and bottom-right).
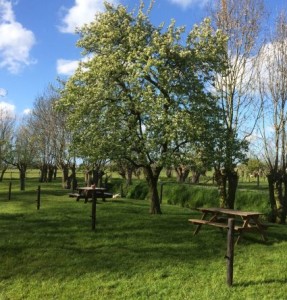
[{"x1": 58, "y1": 2, "x2": 227, "y2": 169}]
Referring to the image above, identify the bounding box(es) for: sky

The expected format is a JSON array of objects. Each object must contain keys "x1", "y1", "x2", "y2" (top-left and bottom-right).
[{"x1": 0, "y1": 0, "x2": 286, "y2": 118}]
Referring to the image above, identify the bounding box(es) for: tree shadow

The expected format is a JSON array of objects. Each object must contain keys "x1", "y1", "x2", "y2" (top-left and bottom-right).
[{"x1": 234, "y1": 277, "x2": 287, "y2": 287}]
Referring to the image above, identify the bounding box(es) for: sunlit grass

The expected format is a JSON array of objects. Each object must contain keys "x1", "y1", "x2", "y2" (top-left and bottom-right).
[{"x1": 0, "y1": 174, "x2": 287, "y2": 299}]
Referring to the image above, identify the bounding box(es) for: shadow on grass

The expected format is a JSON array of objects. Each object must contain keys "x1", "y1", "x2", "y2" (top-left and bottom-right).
[
  {"x1": 234, "y1": 277, "x2": 287, "y2": 287},
  {"x1": 0, "y1": 199, "x2": 228, "y2": 281}
]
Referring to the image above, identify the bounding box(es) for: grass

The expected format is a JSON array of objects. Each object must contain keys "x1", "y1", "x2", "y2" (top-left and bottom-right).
[{"x1": 1, "y1": 175, "x2": 287, "y2": 299}]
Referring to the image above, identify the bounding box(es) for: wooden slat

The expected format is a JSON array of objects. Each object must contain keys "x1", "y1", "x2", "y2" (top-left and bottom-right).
[
  {"x1": 188, "y1": 219, "x2": 228, "y2": 228},
  {"x1": 68, "y1": 193, "x2": 80, "y2": 198},
  {"x1": 188, "y1": 219, "x2": 210, "y2": 225}
]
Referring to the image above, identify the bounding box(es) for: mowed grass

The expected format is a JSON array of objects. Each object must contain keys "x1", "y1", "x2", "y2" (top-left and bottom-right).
[{"x1": 1, "y1": 176, "x2": 287, "y2": 299}]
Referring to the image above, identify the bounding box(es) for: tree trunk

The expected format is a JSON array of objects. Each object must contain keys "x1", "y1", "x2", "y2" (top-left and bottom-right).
[
  {"x1": 166, "y1": 168, "x2": 172, "y2": 178},
  {"x1": 266, "y1": 171, "x2": 287, "y2": 224},
  {"x1": 276, "y1": 175, "x2": 287, "y2": 224},
  {"x1": 39, "y1": 164, "x2": 48, "y2": 182},
  {"x1": 0, "y1": 166, "x2": 7, "y2": 182},
  {"x1": 145, "y1": 166, "x2": 162, "y2": 214},
  {"x1": 190, "y1": 170, "x2": 200, "y2": 184},
  {"x1": 126, "y1": 168, "x2": 133, "y2": 186},
  {"x1": 47, "y1": 164, "x2": 55, "y2": 182},
  {"x1": 214, "y1": 169, "x2": 227, "y2": 208},
  {"x1": 282, "y1": 176, "x2": 287, "y2": 224},
  {"x1": 62, "y1": 165, "x2": 69, "y2": 189},
  {"x1": 134, "y1": 168, "x2": 141, "y2": 179},
  {"x1": 214, "y1": 168, "x2": 238, "y2": 209},
  {"x1": 227, "y1": 171, "x2": 238, "y2": 209},
  {"x1": 19, "y1": 168, "x2": 26, "y2": 191},
  {"x1": 53, "y1": 167, "x2": 58, "y2": 179},
  {"x1": 92, "y1": 168, "x2": 100, "y2": 186},
  {"x1": 267, "y1": 173, "x2": 277, "y2": 222},
  {"x1": 175, "y1": 166, "x2": 190, "y2": 183},
  {"x1": 118, "y1": 170, "x2": 126, "y2": 180},
  {"x1": 84, "y1": 170, "x2": 91, "y2": 186},
  {"x1": 70, "y1": 163, "x2": 77, "y2": 191}
]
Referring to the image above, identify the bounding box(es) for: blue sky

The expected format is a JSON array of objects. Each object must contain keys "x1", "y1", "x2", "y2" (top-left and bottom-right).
[{"x1": 0, "y1": 0, "x2": 286, "y2": 117}]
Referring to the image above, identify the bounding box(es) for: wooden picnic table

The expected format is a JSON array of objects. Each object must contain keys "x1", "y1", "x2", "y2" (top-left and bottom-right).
[
  {"x1": 189, "y1": 207, "x2": 268, "y2": 244},
  {"x1": 69, "y1": 186, "x2": 112, "y2": 203},
  {"x1": 68, "y1": 187, "x2": 113, "y2": 231},
  {"x1": 77, "y1": 187, "x2": 107, "y2": 231}
]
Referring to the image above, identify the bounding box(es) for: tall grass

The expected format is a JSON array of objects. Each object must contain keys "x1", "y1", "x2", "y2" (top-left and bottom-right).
[
  {"x1": 111, "y1": 174, "x2": 271, "y2": 214},
  {"x1": 158, "y1": 182, "x2": 269, "y2": 215}
]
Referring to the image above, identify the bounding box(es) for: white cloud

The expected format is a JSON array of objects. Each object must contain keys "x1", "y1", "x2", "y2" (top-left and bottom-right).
[
  {"x1": 57, "y1": 55, "x2": 93, "y2": 76},
  {"x1": 23, "y1": 108, "x2": 31, "y2": 115},
  {"x1": 246, "y1": 133, "x2": 260, "y2": 143},
  {"x1": 169, "y1": 0, "x2": 210, "y2": 9},
  {"x1": 59, "y1": 0, "x2": 119, "y2": 34},
  {"x1": 57, "y1": 59, "x2": 79, "y2": 76},
  {"x1": 0, "y1": 0, "x2": 36, "y2": 74},
  {"x1": 257, "y1": 42, "x2": 287, "y2": 81},
  {"x1": 0, "y1": 101, "x2": 15, "y2": 117},
  {"x1": 0, "y1": 87, "x2": 7, "y2": 97}
]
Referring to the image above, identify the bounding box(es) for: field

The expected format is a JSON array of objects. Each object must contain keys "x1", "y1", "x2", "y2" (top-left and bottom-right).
[{"x1": 1, "y1": 171, "x2": 287, "y2": 299}]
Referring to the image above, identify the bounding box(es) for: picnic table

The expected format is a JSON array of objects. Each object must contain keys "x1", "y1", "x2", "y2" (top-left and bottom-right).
[
  {"x1": 189, "y1": 207, "x2": 268, "y2": 244},
  {"x1": 69, "y1": 186, "x2": 113, "y2": 203}
]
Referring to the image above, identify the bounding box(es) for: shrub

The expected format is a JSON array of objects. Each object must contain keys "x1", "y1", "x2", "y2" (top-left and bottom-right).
[
  {"x1": 235, "y1": 190, "x2": 269, "y2": 213},
  {"x1": 126, "y1": 181, "x2": 149, "y2": 200},
  {"x1": 110, "y1": 179, "x2": 270, "y2": 214},
  {"x1": 163, "y1": 183, "x2": 270, "y2": 213},
  {"x1": 163, "y1": 184, "x2": 219, "y2": 208}
]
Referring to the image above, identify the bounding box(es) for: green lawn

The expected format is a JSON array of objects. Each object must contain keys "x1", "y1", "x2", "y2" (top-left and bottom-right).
[{"x1": 1, "y1": 177, "x2": 287, "y2": 299}]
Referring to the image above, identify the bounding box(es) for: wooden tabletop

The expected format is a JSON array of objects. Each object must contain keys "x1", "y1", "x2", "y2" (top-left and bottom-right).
[
  {"x1": 77, "y1": 187, "x2": 106, "y2": 191},
  {"x1": 197, "y1": 207, "x2": 265, "y2": 217}
]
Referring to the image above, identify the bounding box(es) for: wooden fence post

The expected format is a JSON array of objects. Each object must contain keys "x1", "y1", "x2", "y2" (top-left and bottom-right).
[
  {"x1": 37, "y1": 185, "x2": 41, "y2": 210},
  {"x1": 91, "y1": 190, "x2": 96, "y2": 230},
  {"x1": 8, "y1": 181, "x2": 12, "y2": 200},
  {"x1": 226, "y1": 218, "x2": 235, "y2": 286}
]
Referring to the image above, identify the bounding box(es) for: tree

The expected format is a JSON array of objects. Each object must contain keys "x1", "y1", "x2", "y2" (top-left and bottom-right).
[
  {"x1": 28, "y1": 88, "x2": 58, "y2": 182},
  {"x1": 81, "y1": 158, "x2": 109, "y2": 187},
  {"x1": 115, "y1": 159, "x2": 137, "y2": 186},
  {"x1": 257, "y1": 12, "x2": 287, "y2": 223},
  {"x1": 8, "y1": 124, "x2": 36, "y2": 191},
  {"x1": 174, "y1": 165, "x2": 190, "y2": 183},
  {"x1": 58, "y1": 3, "x2": 226, "y2": 213},
  {"x1": 28, "y1": 84, "x2": 74, "y2": 188},
  {"x1": 210, "y1": 0, "x2": 265, "y2": 208},
  {"x1": 0, "y1": 107, "x2": 15, "y2": 181}
]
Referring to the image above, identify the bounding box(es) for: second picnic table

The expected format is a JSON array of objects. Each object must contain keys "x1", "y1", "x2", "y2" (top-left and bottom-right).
[
  {"x1": 77, "y1": 187, "x2": 108, "y2": 230},
  {"x1": 189, "y1": 207, "x2": 268, "y2": 244},
  {"x1": 74, "y1": 186, "x2": 112, "y2": 203}
]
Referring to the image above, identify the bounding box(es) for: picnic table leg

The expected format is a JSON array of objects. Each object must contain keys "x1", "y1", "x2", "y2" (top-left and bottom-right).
[
  {"x1": 235, "y1": 231, "x2": 242, "y2": 245},
  {"x1": 101, "y1": 190, "x2": 106, "y2": 202},
  {"x1": 193, "y1": 224, "x2": 202, "y2": 235},
  {"x1": 91, "y1": 190, "x2": 96, "y2": 230},
  {"x1": 193, "y1": 212, "x2": 208, "y2": 235},
  {"x1": 235, "y1": 216, "x2": 267, "y2": 245},
  {"x1": 85, "y1": 190, "x2": 89, "y2": 203},
  {"x1": 252, "y1": 216, "x2": 268, "y2": 241},
  {"x1": 235, "y1": 217, "x2": 250, "y2": 245}
]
